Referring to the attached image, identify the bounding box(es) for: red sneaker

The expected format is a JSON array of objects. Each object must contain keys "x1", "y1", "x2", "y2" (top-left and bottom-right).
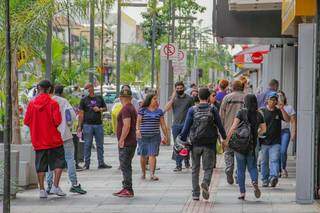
[
  {"x1": 117, "y1": 189, "x2": 134, "y2": 198},
  {"x1": 112, "y1": 189, "x2": 125, "y2": 196}
]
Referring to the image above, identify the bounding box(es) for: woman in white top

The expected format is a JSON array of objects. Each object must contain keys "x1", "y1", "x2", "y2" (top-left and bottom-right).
[{"x1": 278, "y1": 91, "x2": 296, "y2": 178}]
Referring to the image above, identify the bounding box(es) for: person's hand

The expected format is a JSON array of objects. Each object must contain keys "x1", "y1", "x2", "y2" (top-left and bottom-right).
[
  {"x1": 119, "y1": 140, "x2": 125, "y2": 148},
  {"x1": 93, "y1": 106, "x2": 101, "y2": 112},
  {"x1": 171, "y1": 90, "x2": 176, "y2": 100},
  {"x1": 136, "y1": 130, "x2": 142, "y2": 139},
  {"x1": 291, "y1": 135, "x2": 296, "y2": 143},
  {"x1": 221, "y1": 140, "x2": 228, "y2": 151},
  {"x1": 278, "y1": 103, "x2": 285, "y2": 110},
  {"x1": 162, "y1": 136, "x2": 168, "y2": 145}
]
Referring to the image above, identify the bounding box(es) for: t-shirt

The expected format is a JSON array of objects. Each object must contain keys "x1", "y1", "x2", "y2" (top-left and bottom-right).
[
  {"x1": 282, "y1": 105, "x2": 295, "y2": 129},
  {"x1": 117, "y1": 103, "x2": 137, "y2": 147},
  {"x1": 236, "y1": 109, "x2": 265, "y2": 148},
  {"x1": 216, "y1": 91, "x2": 227, "y2": 103},
  {"x1": 79, "y1": 95, "x2": 106, "y2": 125},
  {"x1": 260, "y1": 108, "x2": 284, "y2": 145},
  {"x1": 172, "y1": 94, "x2": 194, "y2": 125},
  {"x1": 139, "y1": 108, "x2": 164, "y2": 137}
]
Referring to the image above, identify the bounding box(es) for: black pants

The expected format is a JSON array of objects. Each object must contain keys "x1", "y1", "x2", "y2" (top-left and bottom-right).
[{"x1": 119, "y1": 146, "x2": 136, "y2": 191}]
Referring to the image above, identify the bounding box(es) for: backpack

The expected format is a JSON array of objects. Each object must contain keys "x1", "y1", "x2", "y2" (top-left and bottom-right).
[
  {"x1": 189, "y1": 105, "x2": 217, "y2": 143},
  {"x1": 228, "y1": 109, "x2": 252, "y2": 155}
]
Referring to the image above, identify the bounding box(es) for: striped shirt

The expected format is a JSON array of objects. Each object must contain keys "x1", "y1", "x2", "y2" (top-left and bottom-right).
[{"x1": 139, "y1": 108, "x2": 164, "y2": 137}]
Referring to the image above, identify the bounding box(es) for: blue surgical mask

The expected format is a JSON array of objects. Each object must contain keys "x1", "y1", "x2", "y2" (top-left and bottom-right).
[{"x1": 83, "y1": 89, "x2": 89, "y2": 97}]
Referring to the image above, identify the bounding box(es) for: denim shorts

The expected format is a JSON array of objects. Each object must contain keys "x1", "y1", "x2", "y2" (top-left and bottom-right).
[{"x1": 137, "y1": 134, "x2": 161, "y2": 157}]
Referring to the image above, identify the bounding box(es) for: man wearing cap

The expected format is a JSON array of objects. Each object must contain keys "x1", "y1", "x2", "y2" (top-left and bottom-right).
[
  {"x1": 257, "y1": 79, "x2": 279, "y2": 109},
  {"x1": 259, "y1": 92, "x2": 290, "y2": 187},
  {"x1": 113, "y1": 88, "x2": 137, "y2": 197},
  {"x1": 24, "y1": 80, "x2": 66, "y2": 198},
  {"x1": 77, "y1": 83, "x2": 112, "y2": 170}
]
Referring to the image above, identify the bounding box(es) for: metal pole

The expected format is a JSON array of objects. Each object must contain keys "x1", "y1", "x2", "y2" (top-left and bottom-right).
[
  {"x1": 89, "y1": 0, "x2": 95, "y2": 84},
  {"x1": 4, "y1": 0, "x2": 12, "y2": 211},
  {"x1": 151, "y1": 9, "x2": 157, "y2": 88},
  {"x1": 67, "y1": 0, "x2": 72, "y2": 75},
  {"x1": 100, "y1": 0, "x2": 105, "y2": 96},
  {"x1": 45, "y1": 19, "x2": 53, "y2": 80},
  {"x1": 116, "y1": 0, "x2": 121, "y2": 96}
]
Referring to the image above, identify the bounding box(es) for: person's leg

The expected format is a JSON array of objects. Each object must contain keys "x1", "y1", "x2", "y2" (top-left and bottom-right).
[
  {"x1": 119, "y1": 147, "x2": 136, "y2": 192},
  {"x1": 260, "y1": 145, "x2": 270, "y2": 185},
  {"x1": 224, "y1": 147, "x2": 235, "y2": 184},
  {"x1": 35, "y1": 150, "x2": 49, "y2": 192},
  {"x1": 149, "y1": 156, "x2": 158, "y2": 180},
  {"x1": 46, "y1": 168, "x2": 53, "y2": 190},
  {"x1": 38, "y1": 172, "x2": 46, "y2": 190},
  {"x1": 280, "y1": 129, "x2": 291, "y2": 174},
  {"x1": 172, "y1": 124, "x2": 184, "y2": 169},
  {"x1": 191, "y1": 147, "x2": 202, "y2": 199},
  {"x1": 140, "y1": 156, "x2": 147, "y2": 179},
  {"x1": 83, "y1": 124, "x2": 94, "y2": 167},
  {"x1": 64, "y1": 139, "x2": 78, "y2": 186},
  {"x1": 235, "y1": 152, "x2": 246, "y2": 195},
  {"x1": 53, "y1": 168, "x2": 63, "y2": 187},
  {"x1": 246, "y1": 152, "x2": 260, "y2": 198},
  {"x1": 269, "y1": 144, "x2": 281, "y2": 180},
  {"x1": 94, "y1": 124, "x2": 106, "y2": 166},
  {"x1": 201, "y1": 147, "x2": 215, "y2": 200}
]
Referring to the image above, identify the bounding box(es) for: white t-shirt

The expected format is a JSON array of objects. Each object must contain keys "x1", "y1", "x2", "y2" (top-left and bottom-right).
[{"x1": 282, "y1": 105, "x2": 295, "y2": 130}]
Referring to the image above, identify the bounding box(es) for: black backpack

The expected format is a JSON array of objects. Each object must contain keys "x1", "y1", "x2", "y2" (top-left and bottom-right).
[
  {"x1": 189, "y1": 105, "x2": 217, "y2": 143},
  {"x1": 229, "y1": 109, "x2": 252, "y2": 155}
]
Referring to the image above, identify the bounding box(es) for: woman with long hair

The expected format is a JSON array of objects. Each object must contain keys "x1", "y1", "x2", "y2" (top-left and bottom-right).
[
  {"x1": 225, "y1": 94, "x2": 266, "y2": 200},
  {"x1": 136, "y1": 93, "x2": 169, "y2": 181}
]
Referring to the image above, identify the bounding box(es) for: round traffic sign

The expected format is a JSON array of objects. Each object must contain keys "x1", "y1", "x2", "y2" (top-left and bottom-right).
[
  {"x1": 163, "y1": 44, "x2": 176, "y2": 57},
  {"x1": 251, "y1": 52, "x2": 263, "y2": 64},
  {"x1": 178, "y1": 50, "x2": 185, "y2": 61}
]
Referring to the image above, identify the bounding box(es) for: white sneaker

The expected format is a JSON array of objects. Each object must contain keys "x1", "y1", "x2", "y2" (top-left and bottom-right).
[
  {"x1": 50, "y1": 186, "x2": 67, "y2": 197},
  {"x1": 39, "y1": 189, "x2": 48, "y2": 199}
]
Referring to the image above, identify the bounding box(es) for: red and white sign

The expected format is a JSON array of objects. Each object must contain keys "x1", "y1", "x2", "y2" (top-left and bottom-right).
[
  {"x1": 173, "y1": 50, "x2": 187, "y2": 75},
  {"x1": 251, "y1": 52, "x2": 264, "y2": 64},
  {"x1": 160, "y1": 43, "x2": 178, "y2": 59}
]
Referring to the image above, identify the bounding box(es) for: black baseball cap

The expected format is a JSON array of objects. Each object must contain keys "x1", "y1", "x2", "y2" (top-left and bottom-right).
[
  {"x1": 38, "y1": 79, "x2": 52, "y2": 90},
  {"x1": 120, "y1": 88, "x2": 132, "y2": 97}
]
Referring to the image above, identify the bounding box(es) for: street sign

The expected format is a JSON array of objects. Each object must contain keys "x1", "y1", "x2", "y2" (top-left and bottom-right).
[
  {"x1": 251, "y1": 52, "x2": 264, "y2": 64},
  {"x1": 173, "y1": 50, "x2": 187, "y2": 75},
  {"x1": 160, "y1": 43, "x2": 178, "y2": 59}
]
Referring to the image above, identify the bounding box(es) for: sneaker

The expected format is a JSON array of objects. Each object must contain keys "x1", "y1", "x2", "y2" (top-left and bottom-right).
[
  {"x1": 50, "y1": 186, "x2": 67, "y2": 197},
  {"x1": 270, "y1": 177, "x2": 278, "y2": 187},
  {"x1": 262, "y1": 182, "x2": 269, "y2": 187},
  {"x1": 226, "y1": 173, "x2": 234, "y2": 185},
  {"x1": 281, "y1": 169, "x2": 288, "y2": 178},
  {"x1": 76, "y1": 164, "x2": 84, "y2": 171},
  {"x1": 185, "y1": 161, "x2": 191, "y2": 169},
  {"x1": 201, "y1": 182, "x2": 210, "y2": 200},
  {"x1": 98, "y1": 163, "x2": 112, "y2": 169},
  {"x1": 70, "y1": 184, "x2": 87, "y2": 194},
  {"x1": 253, "y1": 183, "x2": 261, "y2": 199},
  {"x1": 115, "y1": 189, "x2": 134, "y2": 198},
  {"x1": 46, "y1": 187, "x2": 53, "y2": 195},
  {"x1": 39, "y1": 190, "x2": 48, "y2": 199},
  {"x1": 113, "y1": 189, "x2": 125, "y2": 196},
  {"x1": 83, "y1": 164, "x2": 90, "y2": 170},
  {"x1": 173, "y1": 166, "x2": 182, "y2": 172},
  {"x1": 193, "y1": 196, "x2": 200, "y2": 201}
]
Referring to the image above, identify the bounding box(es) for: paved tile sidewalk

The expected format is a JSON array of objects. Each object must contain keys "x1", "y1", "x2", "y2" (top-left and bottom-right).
[{"x1": 8, "y1": 136, "x2": 320, "y2": 213}]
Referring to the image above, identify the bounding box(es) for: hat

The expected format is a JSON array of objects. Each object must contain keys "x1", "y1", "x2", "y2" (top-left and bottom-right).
[
  {"x1": 38, "y1": 80, "x2": 52, "y2": 90},
  {"x1": 267, "y1": 91, "x2": 278, "y2": 100},
  {"x1": 119, "y1": 88, "x2": 132, "y2": 97},
  {"x1": 179, "y1": 148, "x2": 189, "y2": 157}
]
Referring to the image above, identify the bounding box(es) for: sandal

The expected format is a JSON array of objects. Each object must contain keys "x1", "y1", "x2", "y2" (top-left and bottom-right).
[
  {"x1": 141, "y1": 175, "x2": 146, "y2": 180},
  {"x1": 238, "y1": 193, "x2": 245, "y2": 200},
  {"x1": 150, "y1": 176, "x2": 159, "y2": 181},
  {"x1": 253, "y1": 183, "x2": 261, "y2": 199}
]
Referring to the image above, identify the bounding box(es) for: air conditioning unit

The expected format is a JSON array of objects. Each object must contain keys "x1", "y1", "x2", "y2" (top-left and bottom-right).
[{"x1": 229, "y1": 0, "x2": 282, "y2": 11}]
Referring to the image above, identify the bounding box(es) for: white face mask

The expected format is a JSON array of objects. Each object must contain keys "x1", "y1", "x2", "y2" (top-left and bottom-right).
[{"x1": 83, "y1": 89, "x2": 90, "y2": 97}]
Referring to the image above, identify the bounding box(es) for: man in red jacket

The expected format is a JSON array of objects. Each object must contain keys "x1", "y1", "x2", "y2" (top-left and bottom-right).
[{"x1": 24, "y1": 80, "x2": 66, "y2": 198}]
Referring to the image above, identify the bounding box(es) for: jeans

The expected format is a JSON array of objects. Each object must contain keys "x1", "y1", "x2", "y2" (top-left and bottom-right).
[
  {"x1": 119, "y1": 146, "x2": 136, "y2": 191},
  {"x1": 280, "y1": 129, "x2": 291, "y2": 170},
  {"x1": 172, "y1": 124, "x2": 189, "y2": 167},
  {"x1": 261, "y1": 144, "x2": 281, "y2": 183},
  {"x1": 83, "y1": 124, "x2": 105, "y2": 166},
  {"x1": 191, "y1": 146, "x2": 215, "y2": 197},
  {"x1": 47, "y1": 139, "x2": 78, "y2": 187},
  {"x1": 235, "y1": 152, "x2": 258, "y2": 193}
]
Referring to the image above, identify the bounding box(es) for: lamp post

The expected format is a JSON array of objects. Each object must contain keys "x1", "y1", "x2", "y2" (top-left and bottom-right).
[{"x1": 4, "y1": 0, "x2": 12, "y2": 211}]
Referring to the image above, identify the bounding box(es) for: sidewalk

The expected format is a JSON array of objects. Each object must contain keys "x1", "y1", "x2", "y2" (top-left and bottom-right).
[{"x1": 9, "y1": 136, "x2": 320, "y2": 213}]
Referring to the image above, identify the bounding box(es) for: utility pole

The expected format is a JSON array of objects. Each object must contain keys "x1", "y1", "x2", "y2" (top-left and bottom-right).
[
  {"x1": 100, "y1": 0, "x2": 105, "y2": 96},
  {"x1": 116, "y1": 0, "x2": 121, "y2": 96},
  {"x1": 4, "y1": 0, "x2": 12, "y2": 211},
  {"x1": 89, "y1": 0, "x2": 95, "y2": 84},
  {"x1": 67, "y1": 0, "x2": 72, "y2": 75},
  {"x1": 151, "y1": 0, "x2": 157, "y2": 89},
  {"x1": 45, "y1": 19, "x2": 53, "y2": 80}
]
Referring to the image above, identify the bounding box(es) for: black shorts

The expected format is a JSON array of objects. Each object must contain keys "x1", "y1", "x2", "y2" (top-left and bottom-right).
[{"x1": 35, "y1": 146, "x2": 66, "y2": 173}]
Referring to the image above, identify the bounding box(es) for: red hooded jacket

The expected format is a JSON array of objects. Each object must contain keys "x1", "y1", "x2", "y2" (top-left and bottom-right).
[{"x1": 24, "y1": 93, "x2": 63, "y2": 150}]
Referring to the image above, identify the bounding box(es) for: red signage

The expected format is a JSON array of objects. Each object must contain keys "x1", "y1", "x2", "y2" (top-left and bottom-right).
[{"x1": 251, "y1": 52, "x2": 264, "y2": 64}]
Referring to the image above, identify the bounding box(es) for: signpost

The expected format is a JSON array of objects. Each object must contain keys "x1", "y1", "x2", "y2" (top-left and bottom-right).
[
  {"x1": 160, "y1": 43, "x2": 178, "y2": 59},
  {"x1": 172, "y1": 49, "x2": 187, "y2": 75}
]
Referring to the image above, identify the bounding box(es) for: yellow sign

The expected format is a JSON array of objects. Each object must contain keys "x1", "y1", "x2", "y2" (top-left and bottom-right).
[{"x1": 282, "y1": 0, "x2": 316, "y2": 35}]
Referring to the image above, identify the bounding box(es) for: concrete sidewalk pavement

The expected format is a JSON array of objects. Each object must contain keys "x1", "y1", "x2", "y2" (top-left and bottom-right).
[{"x1": 9, "y1": 136, "x2": 320, "y2": 213}]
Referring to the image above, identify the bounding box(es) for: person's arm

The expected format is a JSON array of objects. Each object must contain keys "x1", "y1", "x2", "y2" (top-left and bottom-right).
[
  {"x1": 119, "y1": 118, "x2": 131, "y2": 148},
  {"x1": 93, "y1": 96, "x2": 107, "y2": 112},
  {"x1": 52, "y1": 102, "x2": 62, "y2": 127},
  {"x1": 278, "y1": 104, "x2": 290, "y2": 122},
  {"x1": 179, "y1": 107, "x2": 194, "y2": 141},
  {"x1": 160, "y1": 116, "x2": 169, "y2": 144},
  {"x1": 213, "y1": 108, "x2": 227, "y2": 140},
  {"x1": 290, "y1": 114, "x2": 297, "y2": 142},
  {"x1": 164, "y1": 91, "x2": 176, "y2": 113},
  {"x1": 219, "y1": 98, "x2": 227, "y2": 126},
  {"x1": 136, "y1": 114, "x2": 142, "y2": 139},
  {"x1": 226, "y1": 118, "x2": 240, "y2": 143},
  {"x1": 258, "y1": 123, "x2": 267, "y2": 136},
  {"x1": 24, "y1": 104, "x2": 32, "y2": 126},
  {"x1": 77, "y1": 99, "x2": 85, "y2": 133}
]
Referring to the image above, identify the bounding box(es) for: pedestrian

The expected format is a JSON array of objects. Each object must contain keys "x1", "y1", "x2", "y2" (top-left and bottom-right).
[
  {"x1": 257, "y1": 79, "x2": 279, "y2": 109},
  {"x1": 216, "y1": 79, "x2": 229, "y2": 103},
  {"x1": 24, "y1": 80, "x2": 66, "y2": 198},
  {"x1": 191, "y1": 89, "x2": 200, "y2": 105},
  {"x1": 137, "y1": 93, "x2": 169, "y2": 181},
  {"x1": 209, "y1": 89, "x2": 220, "y2": 112},
  {"x1": 278, "y1": 91, "x2": 296, "y2": 178},
  {"x1": 177, "y1": 87, "x2": 227, "y2": 201},
  {"x1": 113, "y1": 88, "x2": 137, "y2": 197},
  {"x1": 225, "y1": 94, "x2": 266, "y2": 200},
  {"x1": 165, "y1": 81, "x2": 194, "y2": 172},
  {"x1": 186, "y1": 83, "x2": 197, "y2": 96},
  {"x1": 46, "y1": 85, "x2": 87, "y2": 195},
  {"x1": 259, "y1": 92, "x2": 290, "y2": 187},
  {"x1": 77, "y1": 83, "x2": 112, "y2": 170},
  {"x1": 220, "y1": 80, "x2": 246, "y2": 184}
]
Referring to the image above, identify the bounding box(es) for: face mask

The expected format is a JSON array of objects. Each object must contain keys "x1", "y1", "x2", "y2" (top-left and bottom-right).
[
  {"x1": 176, "y1": 90, "x2": 184, "y2": 96},
  {"x1": 83, "y1": 89, "x2": 89, "y2": 97}
]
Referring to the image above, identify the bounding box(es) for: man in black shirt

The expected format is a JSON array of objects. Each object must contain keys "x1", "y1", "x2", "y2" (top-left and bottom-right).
[
  {"x1": 260, "y1": 92, "x2": 290, "y2": 187},
  {"x1": 77, "y1": 83, "x2": 112, "y2": 170}
]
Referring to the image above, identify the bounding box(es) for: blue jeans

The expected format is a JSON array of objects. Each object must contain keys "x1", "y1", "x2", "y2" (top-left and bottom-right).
[
  {"x1": 261, "y1": 144, "x2": 281, "y2": 183},
  {"x1": 47, "y1": 139, "x2": 77, "y2": 187},
  {"x1": 172, "y1": 124, "x2": 189, "y2": 167},
  {"x1": 235, "y1": 152, "x2": 258, "y2": 193},
  {"x1": 83, "y1": 124, "x2": 105, "y2": 166},
  {"x1": 280, "y1": 129, "x2": 291, "y2": 170}
]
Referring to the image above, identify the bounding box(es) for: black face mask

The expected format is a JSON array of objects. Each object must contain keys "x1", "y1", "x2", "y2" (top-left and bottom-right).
[{"x1": 176, "y1": 90, "x2": 184, "y2": 96}]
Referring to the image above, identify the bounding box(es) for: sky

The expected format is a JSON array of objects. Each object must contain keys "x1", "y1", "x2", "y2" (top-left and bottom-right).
[{"x1": 111, "y1": 0, "x2": 213, "y2": 28}]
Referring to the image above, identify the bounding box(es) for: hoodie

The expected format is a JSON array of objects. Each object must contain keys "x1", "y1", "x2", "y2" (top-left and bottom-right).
[{"x1": 24, "y1": 93, "x2": 63, "y2": 150}]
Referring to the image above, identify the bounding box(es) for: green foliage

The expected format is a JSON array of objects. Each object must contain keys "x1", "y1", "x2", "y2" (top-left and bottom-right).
[{"x1": 103, "y1": 120, "x2": 113, "y2": 135}]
